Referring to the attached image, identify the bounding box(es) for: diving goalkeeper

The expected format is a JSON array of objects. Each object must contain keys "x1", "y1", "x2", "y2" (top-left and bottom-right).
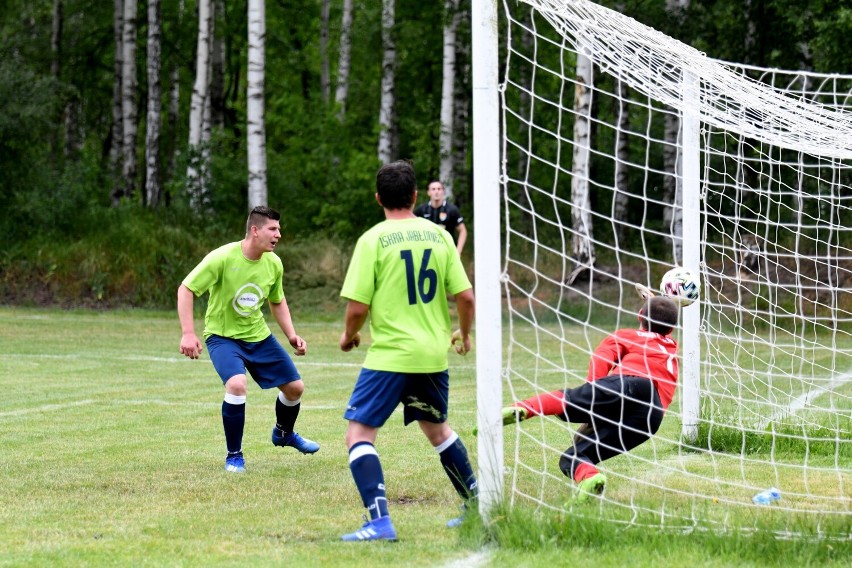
[{"x1": 502, "y1": 294, "x2": 680, "y2": 502}]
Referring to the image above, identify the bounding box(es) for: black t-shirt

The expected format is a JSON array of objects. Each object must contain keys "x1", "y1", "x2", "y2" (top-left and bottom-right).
[{"x1": 414, "y1": 200, "x2": 465, "y2": 241}]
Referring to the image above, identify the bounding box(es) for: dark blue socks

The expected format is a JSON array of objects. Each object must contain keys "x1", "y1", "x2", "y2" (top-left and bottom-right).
[
  {"x1": 349, "y1": 442, "x2": 389, "y2": 520},
  {"x1": 222, "y1": 394, "x2": 246, "y2": 455},
  {"x1": 275, "y1": 391, "x2": 300, "y2": 434},
  {"x1": 437, "y1": 432, "x2": 478, "y2": 501}
]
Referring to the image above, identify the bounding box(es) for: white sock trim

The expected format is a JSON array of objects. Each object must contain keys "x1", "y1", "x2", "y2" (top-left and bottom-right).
[
  {"x1": 349, "y1": 443, "x2": 378, "y2": 463},
  {"x1": 435, "y1": 431, "x2": 459, "y2": 454},
  {"x1": 278, "y1": 391, "x2": 301, "y2": 406},
  {"x1": 224, "y1": 393, "x2": 246, "y2": 405}
]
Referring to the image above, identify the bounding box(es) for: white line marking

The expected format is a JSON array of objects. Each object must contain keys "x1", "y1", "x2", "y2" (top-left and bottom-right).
[
  {"x1": 0, "y1": 353, "x2": 476, "y2": 371},
  {"x1": 0, "y1": 399, "x2": 96, "y2": 417},
  {"x1": 438, "y1": 550, "x2": 492, "y2": 568},
  {"x1": 0, "y1": 399, "x2": 341, "y2": 418},
  {"x1": 756, "y1": 371, "x2": 852, "y2": 430}
]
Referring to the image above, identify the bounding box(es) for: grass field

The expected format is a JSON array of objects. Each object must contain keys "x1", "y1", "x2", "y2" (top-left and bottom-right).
[{"x1": 1, "y1": 307, "x2": 850, "y2": 567}]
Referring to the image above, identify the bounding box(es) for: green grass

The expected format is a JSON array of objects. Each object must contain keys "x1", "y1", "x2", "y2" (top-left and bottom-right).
[{"x1": 1, "y1": 307, "x2": 850, "y2": 566}]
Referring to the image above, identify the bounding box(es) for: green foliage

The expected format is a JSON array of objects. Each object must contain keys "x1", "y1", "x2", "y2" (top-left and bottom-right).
[
  {"x1": 0, "y1": 206, "x2": 356, "y2": 311},
  {"x1": 0, "y1": 208, "x2": 214, "y2": 307},
  {"x1": 1, "y1": 0, "x2": 851, "y2": 307}
]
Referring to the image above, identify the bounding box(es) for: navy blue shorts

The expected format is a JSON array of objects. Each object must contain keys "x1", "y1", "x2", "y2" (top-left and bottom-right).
[
  {"x1": 205, "y1": 334, "x2": 300, "y2": 389},
  {"x1": 344, "y1": 369, "x2": 450, "y2": 428}
]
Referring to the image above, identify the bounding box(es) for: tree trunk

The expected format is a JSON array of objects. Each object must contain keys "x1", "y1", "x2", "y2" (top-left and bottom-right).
[
  {"x1": 568, "y1": 45, "x2": 595, "y2": 283},
  {"x1": 247, "y1": 0, "x2": 268, "y2": 209},
  {"x1": 51, "y1": 0, "x2": 79, "y2": 159},
  {"x1": 451, "y1": 3, "x2": 471, "y2": 209},
  {"x1": 120, "y1": 0, "x2": 139, "y2": 202},
  {"x1": 663, "y1": 0, "x2": 688, "y2": 263},
  {"x1": 166, "y1": 0, "x2": 184, "y2": 184},
  {"x1": 377, "y1": 0, "x2": 396, "y2": 164},
  {"x1": 51, "y1": 0, "x2": 62, "y2": 78},
  {"x1": 211, "y1": 0, "x2": 226, "y2": 129},
  {"x1": 202, "y1": 2, "x2": 215, "y2": 178},
  {"x1": 334, "y1": 0, "x2": 353, "y2": 122},
  {"x1": 145, "y1": 0, "x2": 162, "y2": 208},
  {"x1": 188, "y1": 0, "x2": 212, "y2": 211},
  {"x1": 110, "y1": 0, "x2": 124, "y2": 204},
  {"x1": 319, "y1": 0, "x2": 330, "y2": 105},
  {"x1": 612, "y1": 75, "x2": 629, "y2": 244},
  {"x1": 439, "y1": 0, "x2": 461, "y2": 199}
]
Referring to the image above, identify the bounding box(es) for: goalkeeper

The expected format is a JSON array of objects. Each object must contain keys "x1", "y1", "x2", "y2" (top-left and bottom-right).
[{"x1": 502, "y1": 295, "x2": 680, "y2": 502}]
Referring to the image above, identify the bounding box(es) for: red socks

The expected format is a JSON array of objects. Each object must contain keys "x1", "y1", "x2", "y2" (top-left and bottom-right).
[
  {"x1": 573, "y1": 462, "x2": 600, "y2": 482},
  {"x1": 515, "y1": 389, "x2": 566, "y2": 418}
]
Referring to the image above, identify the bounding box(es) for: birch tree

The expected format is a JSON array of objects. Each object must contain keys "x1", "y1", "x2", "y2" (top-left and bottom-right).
[
  {"x1": 145, "y1": 0, "x2": 162, "y2": 207},
  {"x1": 663, "y1": 0, "x2": 688, "y2": 263},
  {"x1": 49, "y1": 0, "x2": 81, "y2": 158},
  {"x1": 211, "y1": 0, "x2": 226, "y2": 129},
  {"x1": 247, "y1": 0, "x2": 267, "y2": 209},
  {"x1": 438, "y1": 0, "x2": 462, "y2": 199},
  {"x1": 120, "y1": 0, "x2": 139, "y2": 202},
  {"x1": 167, "y1": 0, "x2": 184, "y2": 180},
  {"x1": 612, "y1": 74, "x2": 630, "y2": 244},
  {"x1": 334, "y1": 0, "x2": 353, "y2": 121},
  {"x1": 568, "y1": 43, "x2": 595, "y2": 283},
  {"x1": 50, "y1": 0, "x2": 65, "y2": 156},
  {"x1": 110, "y1": 0, "x2": 124, "y2": 204},
  {"x1": 611, "y1": 1, "x2": 630, "y2": 242},
  {"x1": 377, "y1": 0, "x2": 396, "y2": 164},
  {"x1": 319, "y1": 0, "x2": 330, "y2": 104},
  {"x1": 451, "y1": 4, "x2": 471, "y2": 205},
  {"x1": 187, "y1": 0, "x2": 212, "y2": 210}
]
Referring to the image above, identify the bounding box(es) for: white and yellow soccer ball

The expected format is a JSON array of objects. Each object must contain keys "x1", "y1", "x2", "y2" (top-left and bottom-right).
[{"x1": 659, "y1": 266, "x2": 701, "y2": 307}]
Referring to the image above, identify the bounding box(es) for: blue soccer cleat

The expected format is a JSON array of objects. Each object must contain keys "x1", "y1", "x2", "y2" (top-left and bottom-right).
[
  {"x1": 446, "y1": 513, "x2": 465, "y2": 528},
  {"x1": 341, "y1": 515, "x2": 398, "y2": 542},
  {"x1": 271, "y1": 428, "x2": 320, "y2": 454},
  {"x1": 224, "y1": 453, "x2": 246, "y2": 473},
  {"x1": 446, "y1": 503, "x2": 469, "y2": 528}
]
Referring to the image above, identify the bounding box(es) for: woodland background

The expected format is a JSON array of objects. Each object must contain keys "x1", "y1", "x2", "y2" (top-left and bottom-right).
[{"x1": 1, "y1": 0, "x2": 850, "y2": 309}]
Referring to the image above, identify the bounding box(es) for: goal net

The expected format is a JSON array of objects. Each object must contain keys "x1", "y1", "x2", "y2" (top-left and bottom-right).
[{"x1": 479, "y1": 0, "x2": 852, "y2": 537}]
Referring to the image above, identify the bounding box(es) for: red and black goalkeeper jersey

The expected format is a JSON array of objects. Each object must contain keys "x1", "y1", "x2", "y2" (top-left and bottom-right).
[{"x1": 586, "y1": 328, "x2": 679, "y2": 409}]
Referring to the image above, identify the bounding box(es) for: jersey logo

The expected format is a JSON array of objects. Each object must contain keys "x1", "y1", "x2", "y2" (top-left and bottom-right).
[
  {"x1": 232, "y1": 283, "x2": 264, "y2": 316},
  {"x1": 439, "y1": 211, "x2": 448, "y2": 222}
]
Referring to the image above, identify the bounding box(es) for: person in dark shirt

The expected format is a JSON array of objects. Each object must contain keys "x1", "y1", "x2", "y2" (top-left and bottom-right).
[{"x1": 414, "y1": 180, "x2": 467, "y2": 255}]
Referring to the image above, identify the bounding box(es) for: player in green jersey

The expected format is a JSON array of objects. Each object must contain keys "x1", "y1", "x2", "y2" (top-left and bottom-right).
[
  {"x1": 338, "y1": 161, "x2": 477, "y2": 541},
  {"x1": 177, "y1": 206, "x2": 319, "y2": 474}
]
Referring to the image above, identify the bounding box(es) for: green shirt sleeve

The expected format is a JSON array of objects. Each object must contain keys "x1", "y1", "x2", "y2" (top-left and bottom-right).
[{"x1": 340, "y1": 234, "x2": 376, "y2": 304}]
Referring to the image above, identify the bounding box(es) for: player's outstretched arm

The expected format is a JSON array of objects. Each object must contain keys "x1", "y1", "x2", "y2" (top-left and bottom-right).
[
  {"x1": 452, "y1": 288, "x2": 475, "y2": 355},
  {"x1": 177, "y1": 284, "x2": 203, "y2": 359},
  {"x1": 340, "y1": 300, "x2": 369, "y2": 352},
  {"x1": 270, "y1": 298, "x2": 306, "y2": 355}
]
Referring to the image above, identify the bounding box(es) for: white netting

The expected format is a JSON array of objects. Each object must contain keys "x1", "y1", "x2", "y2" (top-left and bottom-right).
[{"x1": 496, "y1": 0, "x2": 852, "y2": 537}]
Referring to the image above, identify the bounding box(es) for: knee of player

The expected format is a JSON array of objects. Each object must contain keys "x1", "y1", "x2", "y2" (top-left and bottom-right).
[
  {"x1": 281, "y1": 379, "x2": 305, "y2": 399},
  {"x1": 224, "y1": 375, "x2": 248, "y2": 396},
  {"x1": 423, "y1": 423, "x2": 454, "y2": 448}
]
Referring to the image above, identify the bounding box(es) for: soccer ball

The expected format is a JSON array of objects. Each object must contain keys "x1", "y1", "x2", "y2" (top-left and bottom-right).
[{"x1": 659, "y1": 267, "x2": 700, "y2": 307}]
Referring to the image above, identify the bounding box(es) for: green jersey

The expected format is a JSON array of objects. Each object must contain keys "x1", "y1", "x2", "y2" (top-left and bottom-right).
[
  {"x1": 341, "y1": 217, "x2": 472, "y2": 373},
  {"x1": 183, "y1": 242, "x2": 284, "y2": 341}
]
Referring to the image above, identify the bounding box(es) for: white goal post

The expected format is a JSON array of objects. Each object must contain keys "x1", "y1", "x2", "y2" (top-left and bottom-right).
[{"x1": 473, "y1": 0, "x2": 852, "y2": 536}]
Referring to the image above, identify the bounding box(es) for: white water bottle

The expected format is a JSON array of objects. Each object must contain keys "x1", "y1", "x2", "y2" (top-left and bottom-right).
[{"x1": 752, "y1": 487, "x2": 781, "y2": 505}]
